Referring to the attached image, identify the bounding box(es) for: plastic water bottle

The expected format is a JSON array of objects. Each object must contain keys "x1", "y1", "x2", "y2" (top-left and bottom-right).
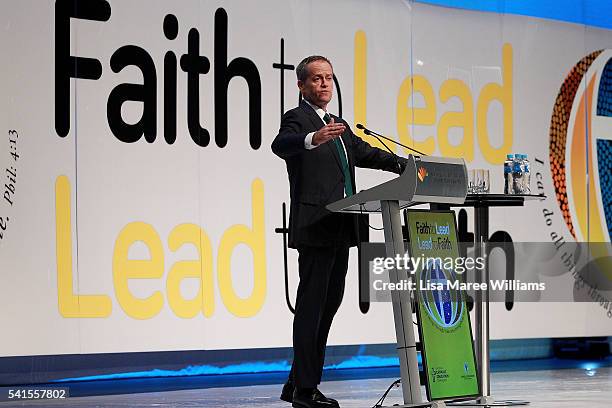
[
  {"x1": 512, "y1": 154, "x2": 524, "y2": 194},
  {"x1": 522, "y1": 154, "x2": 531, "y2": 194},
  {"x1": 504, "y1": 154, "x2": 514, "y2": 194}
]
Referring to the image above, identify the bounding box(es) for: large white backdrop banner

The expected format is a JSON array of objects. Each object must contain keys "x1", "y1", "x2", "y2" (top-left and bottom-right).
[{"x1": 0, "y1": 0, "x2": 610, "y2": 357}]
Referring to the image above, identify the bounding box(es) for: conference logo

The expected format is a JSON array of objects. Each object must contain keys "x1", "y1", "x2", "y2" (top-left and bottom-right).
[
  {"x1": 420, "y1": 259, "x2": 464, "y2": 329},
  {"x1": 417, "y1": 166, "x2": 428, "y2": 182},
  {"x1": 548, "y1": 49, "x2": 612, "y2": 279},
  {"x1": 549, "y1": 49, "x2": 612, "y2": 242}
]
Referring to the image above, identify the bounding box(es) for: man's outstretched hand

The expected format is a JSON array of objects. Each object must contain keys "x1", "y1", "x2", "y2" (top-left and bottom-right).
[{"x1": 312, "y1": 117, "x2": 346, "y2": 146}]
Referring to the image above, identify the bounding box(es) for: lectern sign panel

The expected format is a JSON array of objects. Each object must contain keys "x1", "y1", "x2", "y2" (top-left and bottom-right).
[
  {"x1": 405, "y1": 210, "x2": 479, "y2": 401},
  {"x1": 413, "y1": 158, "x2": 468, "y2": 200}
]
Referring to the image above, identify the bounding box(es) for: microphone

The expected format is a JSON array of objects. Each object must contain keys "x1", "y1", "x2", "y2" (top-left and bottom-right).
[
  {"x1": 355, "y1": 123, "x2": 403, "y2": 174},
  {"x1": 356, "y1": 123, "x2": 426, "y2": 156}
]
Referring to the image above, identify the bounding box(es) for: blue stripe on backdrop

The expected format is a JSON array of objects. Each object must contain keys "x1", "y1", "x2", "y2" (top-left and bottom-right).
[
  {"x1": 55, "y1": 355, "x2": 406, "y2": 383},
  {"x1": 49, "y1": 338, "x2": 610, "y2": 383},
  {"x1": 51, "y1": 338, "x2": 556, "y2": 383},
  {"x1": 0, "y1": 338, "x2": 608, "y2": 385},
  {"x1": 56, "y1": 361, "x2": 294, "y2": 382},
  {"x1": 415, "y1": 0, "x2": 612, "y2": 30}
]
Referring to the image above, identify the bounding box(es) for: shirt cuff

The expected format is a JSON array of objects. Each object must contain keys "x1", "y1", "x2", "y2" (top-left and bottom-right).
[{"x1": 304, "y1": 132, "x2": 318, "y2": 150}]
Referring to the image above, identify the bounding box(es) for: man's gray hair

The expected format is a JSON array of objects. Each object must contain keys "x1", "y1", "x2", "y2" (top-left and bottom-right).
[{"x1": 296, "y1": 55, "x2": 333, "y2": 81}]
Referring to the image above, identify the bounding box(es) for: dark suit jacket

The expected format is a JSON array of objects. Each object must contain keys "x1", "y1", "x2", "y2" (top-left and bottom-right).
[{"x1": 272, "y1": 100, "x2": 405, "y2": 249}]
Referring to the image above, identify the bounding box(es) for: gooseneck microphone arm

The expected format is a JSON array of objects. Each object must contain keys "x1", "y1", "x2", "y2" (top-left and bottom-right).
[
  {"x1": 355, "y1": 123, "x2": 402, "y2": 173},
  {"x1": 356, "y1": 123, "x2": 426, "y2": 156}
]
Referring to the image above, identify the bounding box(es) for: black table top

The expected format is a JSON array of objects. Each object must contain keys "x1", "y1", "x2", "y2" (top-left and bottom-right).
[{"x1": 452, "y1": 193, "x2": 545, "y2": 207}]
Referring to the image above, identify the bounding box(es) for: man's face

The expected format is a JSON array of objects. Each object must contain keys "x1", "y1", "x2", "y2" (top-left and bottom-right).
[{"x1": 298, "y1": 60, "x2": 334, "y2": 110}]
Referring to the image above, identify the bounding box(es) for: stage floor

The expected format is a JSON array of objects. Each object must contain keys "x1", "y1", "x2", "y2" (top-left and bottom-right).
[{"x1": 2, "y1": 366, "x2": 610, "y2": 407}]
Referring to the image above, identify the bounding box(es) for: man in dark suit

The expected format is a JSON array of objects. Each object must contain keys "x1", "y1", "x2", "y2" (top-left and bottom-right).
[{"x1": 272, "y1": 55, "x2": 406, "y2": 408}]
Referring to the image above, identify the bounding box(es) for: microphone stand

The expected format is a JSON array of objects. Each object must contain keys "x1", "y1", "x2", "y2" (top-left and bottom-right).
[{"x1": 356, "y1": 123, "x2": 426, "y2": 156}]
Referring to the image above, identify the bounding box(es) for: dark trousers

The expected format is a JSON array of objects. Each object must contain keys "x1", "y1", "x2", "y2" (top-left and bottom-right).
[{"x1": 289, "y1": 244, "x2": 350, "y2": 389}]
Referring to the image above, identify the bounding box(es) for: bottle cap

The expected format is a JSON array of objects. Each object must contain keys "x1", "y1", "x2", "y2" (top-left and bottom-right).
[{"x1": 507, "y1": 154, "x2": 514, "y2": 159}]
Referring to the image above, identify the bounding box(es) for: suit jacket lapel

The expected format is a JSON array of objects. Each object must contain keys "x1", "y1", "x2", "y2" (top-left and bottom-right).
[{"x1": 300, "y1": 99, "x2": 324, "y2": 130}]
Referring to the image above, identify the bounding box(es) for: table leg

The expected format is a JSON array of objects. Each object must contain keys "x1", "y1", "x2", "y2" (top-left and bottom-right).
[{"x1": 473, "y1": 205, "x2": 491, "y2": 403}]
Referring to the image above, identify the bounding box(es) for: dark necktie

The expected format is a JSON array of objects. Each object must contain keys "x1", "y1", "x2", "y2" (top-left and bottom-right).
[{"x1": 323, "y1": 113, "x2": 353, "y2": 196}]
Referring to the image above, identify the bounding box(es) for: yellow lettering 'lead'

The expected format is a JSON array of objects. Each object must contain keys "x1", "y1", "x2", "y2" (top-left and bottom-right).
[
  {"x1": 56, "y1": 175, "x2": 112, "y2": 317},
  {"x1": 217, "y1": 179, "x2": 266, "y2": 318}
]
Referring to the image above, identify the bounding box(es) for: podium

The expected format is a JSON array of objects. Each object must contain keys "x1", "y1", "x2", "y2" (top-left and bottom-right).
[{"x1": 327, "y1": 155, "x2": 468, "y2": 407}]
